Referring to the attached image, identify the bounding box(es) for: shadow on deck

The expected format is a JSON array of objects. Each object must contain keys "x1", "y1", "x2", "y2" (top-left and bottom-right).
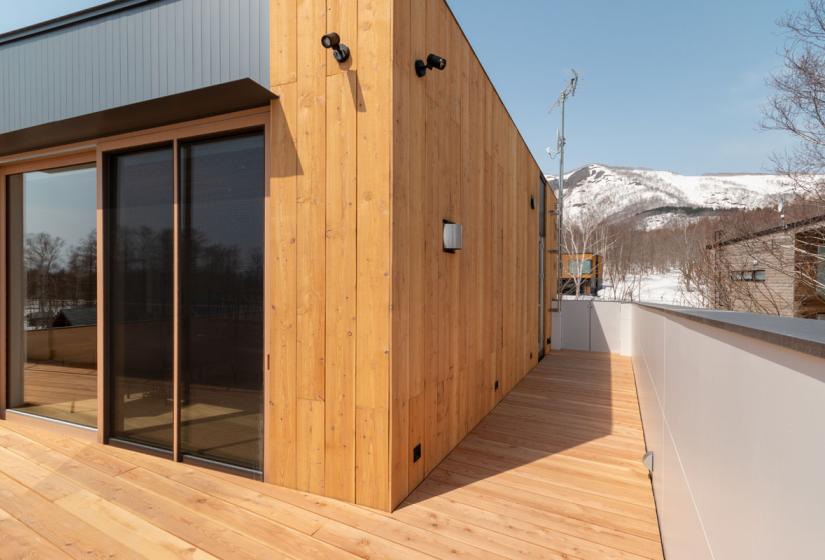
[{"x1": 0, "y1": 350, "x2": 662, "y2": 559}]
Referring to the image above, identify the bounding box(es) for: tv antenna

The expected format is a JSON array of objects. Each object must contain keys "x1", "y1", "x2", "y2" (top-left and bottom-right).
[{"x1": 547, "y1": 69, "x2": 579, "y2": 319}]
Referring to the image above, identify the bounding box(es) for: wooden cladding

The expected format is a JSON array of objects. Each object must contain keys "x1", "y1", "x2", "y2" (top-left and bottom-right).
[
  {"x1": 390, "y1": 0, "x2": 552, "y2": 508},
  {"x1": 0, "y1": 0, "x2": 553, "y2": 514},
  {"x1": 267, "y1": 0, "x2": 392, "y2": 509},
  {"x1": 266, "y1": 0, "x2": 554, "y2": 511}
]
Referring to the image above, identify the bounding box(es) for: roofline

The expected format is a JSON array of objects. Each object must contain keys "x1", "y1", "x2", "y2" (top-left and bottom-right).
[
  {"x1": 0, "y1": 0, "x2": 157, "y2": 47},
  {"x1": 708, "y1": 214, "x2": 825, "y2": 249},
  {"x1": 441, "y1": 1, "x2": 545, "y2": 177}
]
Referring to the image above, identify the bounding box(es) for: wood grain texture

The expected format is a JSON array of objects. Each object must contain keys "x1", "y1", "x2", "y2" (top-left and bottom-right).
[
  {"x1": 267, "y1": 0, "x2": 393, "y2": 509},
  {"x1": 295, "y1": 0, "x2": 327, "y2": 495},
  {"x1": 0, "y1": 0, "x2": 554, "y2": 512},
  {"x1": 324, "y1": 69, "x2": 357, "y2": 502},
  {"x1": 389, "y1": 0, "x2": 556, "y2": 507},
  {"x1": 0, "y1": 351, "x2": 662, "y2": 559},
  {"x1": 354, "y1": 0, "x2": 393, "y2": 510},
  {"x1": 269, "y1": 87, "x2": 299, "y2": 487}
]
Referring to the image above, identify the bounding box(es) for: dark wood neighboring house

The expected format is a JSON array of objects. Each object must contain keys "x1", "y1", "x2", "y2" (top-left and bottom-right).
[
  {"x1": 708, "y1": 215, "x2": 825, "y2": 319},
  {"x1": 560, "y1": 253, "x2": 603, "y2": 296}
]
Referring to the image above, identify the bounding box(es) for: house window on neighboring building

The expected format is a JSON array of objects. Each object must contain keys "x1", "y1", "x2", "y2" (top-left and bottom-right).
[
  {"x1": 568, "y1": 258, "x2": 592, "y2": 275},
  {"x1": 731, "y1": 269, "x2": 765, "y2": 282}
]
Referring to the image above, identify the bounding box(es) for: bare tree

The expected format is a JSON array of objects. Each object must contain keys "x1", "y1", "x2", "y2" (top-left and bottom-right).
[
  {"x1": 762, "y1": 0, "x2": 825, "y2": 296},
  {"x1": 66, "y1": 229, "x2": 96, "y2": 306},
  {"x1": 561, "y1": 201, "x2": 614, "y2": 299},
  {"x1": 766, "y1": 0, "x2": 825, "y2": 204},
  {"x1": 24, "y1": 232, "x2": 65, "y2": 316}
]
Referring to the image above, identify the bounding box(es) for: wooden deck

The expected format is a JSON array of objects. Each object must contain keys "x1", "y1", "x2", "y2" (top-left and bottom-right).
[{"x1": 0, "y1": 351, "x2": 662, "y2": 559}]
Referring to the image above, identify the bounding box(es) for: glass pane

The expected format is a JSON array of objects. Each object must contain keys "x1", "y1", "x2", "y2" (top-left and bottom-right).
[
  {"x1": 818, "y1": 247, "x2": 825, "y2": 296},
  {"x1": 568, "y1": 258, "x2": 592, "y2": 275},
  {"x1": 107, "y1": 147, "x2": 174, "y2": 450},
  {"x1": 753, "y1": 270, "x2": 766, "y2": 282},
  {"x1": 6, "y1": 164, "x2": 97, "y2": 427},
  {"x1": 180, "y1": 131, "x2": 264, "y2": 470}
]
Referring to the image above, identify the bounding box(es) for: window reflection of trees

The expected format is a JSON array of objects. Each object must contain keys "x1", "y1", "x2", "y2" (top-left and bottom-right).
[
  {"x1": 185, "y1": 228, "x2": 264, "y2": 322},
  {"x1": 24, "y1": 229, "x2": 96, "y2": 330},
  {"x1": 112, "y1": 225, "x2": 173, "y2": 323},
  {"x1": 182, "y1": 227, "x2": 264, "y2": 392}
]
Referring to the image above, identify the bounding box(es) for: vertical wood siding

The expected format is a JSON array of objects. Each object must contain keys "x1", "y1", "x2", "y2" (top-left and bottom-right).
[
  {"x1": 267, "y1": 0, "x2": 392, "y2": 510},
  {"x1": 0, "y1": 0, "x2": 269, "y2": 134},
  {"x1": 390, "y1": 0, "x2": 555, "y2": 509},
  {"x1": 267, "y1": 0, "x2": 551, "y2": 511},
  {"x1": 2, "y1": 0, "x2": 551, "y2": 513}
]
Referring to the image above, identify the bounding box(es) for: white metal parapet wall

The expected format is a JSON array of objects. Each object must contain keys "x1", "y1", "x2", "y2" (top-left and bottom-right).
[{"x1": 552, "y1": 301, "x2": 825, "y2": 559}]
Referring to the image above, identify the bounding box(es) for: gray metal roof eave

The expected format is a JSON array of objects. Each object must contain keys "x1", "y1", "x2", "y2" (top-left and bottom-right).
[
  {"x1": 0, "y1": 78, "x2": 277, "y2": 158},
  {"x1": 0, "y1": 0, "x2": 158, "y2": 47}
]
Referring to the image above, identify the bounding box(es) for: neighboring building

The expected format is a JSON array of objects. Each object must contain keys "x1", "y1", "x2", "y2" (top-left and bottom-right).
[
  {"x1": 560, "y1": 253, "x2": 603, "y2": 296},
  {"x1": 708, "y1": 215, "x2": 825, "y2": 319},
  {"x1": 0, "y1": 0, "x2": 556, "y2": 511}
]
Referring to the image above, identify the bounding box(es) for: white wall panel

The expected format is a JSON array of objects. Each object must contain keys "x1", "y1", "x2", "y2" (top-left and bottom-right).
[{"x1": 632, "y1": 305, "x2": 825, "y2": 560}]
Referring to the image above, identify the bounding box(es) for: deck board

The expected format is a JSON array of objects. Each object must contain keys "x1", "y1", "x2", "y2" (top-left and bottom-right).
[{"x1": 0, "y1": 350, "x2": 662, "y2": 559}]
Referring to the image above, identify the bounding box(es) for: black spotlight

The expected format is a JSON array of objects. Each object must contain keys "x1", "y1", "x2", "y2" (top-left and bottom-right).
[
  {"x1": 321, "y1": 32, "x2": 350, "y2": 63},
  {"x1": 415, "y1": 53, "x2": 447, "y2": 77}
]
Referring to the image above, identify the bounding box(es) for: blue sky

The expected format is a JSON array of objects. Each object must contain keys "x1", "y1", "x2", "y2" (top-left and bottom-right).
[{"x1": 0, "y1": 0, "x2": 807, "y2": 175}]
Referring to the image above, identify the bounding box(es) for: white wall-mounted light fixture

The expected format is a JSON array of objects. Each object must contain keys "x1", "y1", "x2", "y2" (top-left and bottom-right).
[{"x1": 443, "y1": 221, "x2": 462, "y2": 252}]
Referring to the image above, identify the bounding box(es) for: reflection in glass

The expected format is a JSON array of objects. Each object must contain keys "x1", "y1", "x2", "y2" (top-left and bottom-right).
[
  {"x1": 180, "y1": 132, "x2": 264, "y2": 471},
  {"x1": 107, "y1": 147, "x2": 174, "y2": 450},
  {"x1": 7, "y1": 165, "x2": 98, "y2": 427}
]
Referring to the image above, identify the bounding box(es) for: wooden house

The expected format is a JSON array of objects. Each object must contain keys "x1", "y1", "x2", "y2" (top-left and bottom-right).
[
  {"x1": 560, "y1": 253, "x2": 603, "y2": 296},
  {"x1": 708, "y1": 216, "x2": 825, "y2": 319},
  {"x1": 0, "y1": 0, "x2": 556, "y2": 511}
]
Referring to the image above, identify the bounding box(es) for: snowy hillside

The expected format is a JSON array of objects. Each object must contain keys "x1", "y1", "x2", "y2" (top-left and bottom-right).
[{"x1": 549, "y1": 164, "x2": 794, "y2": 229}]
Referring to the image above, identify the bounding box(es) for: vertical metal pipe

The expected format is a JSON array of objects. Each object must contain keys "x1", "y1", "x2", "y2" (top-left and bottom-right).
[{"x1": 558, "y1": 93, "x2": 565, "y2": 312}]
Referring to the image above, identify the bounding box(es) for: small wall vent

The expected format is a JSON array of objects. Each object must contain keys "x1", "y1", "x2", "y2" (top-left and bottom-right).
[{"x1": 413, "y1": 443, "x2": 422, "y2": 463}]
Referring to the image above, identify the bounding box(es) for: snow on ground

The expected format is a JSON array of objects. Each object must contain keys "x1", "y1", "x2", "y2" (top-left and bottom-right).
[{"x1": 594, "y1": 269, "x2": 705, "y2": 307}]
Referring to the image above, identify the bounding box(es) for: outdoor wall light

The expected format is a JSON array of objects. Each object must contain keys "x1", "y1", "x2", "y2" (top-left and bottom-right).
[
  {"x1": 443, "y1": 220, "x2": 463, "y2": 252},
  {"x1": 321, "y1": 32, "x2": 350, "y2": 63},
  {"x1": 415, "y1": 53, "x2": 447, "y2": 77}
]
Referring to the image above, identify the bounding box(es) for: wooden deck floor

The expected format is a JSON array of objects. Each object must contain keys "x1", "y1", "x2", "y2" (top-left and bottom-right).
[{"x1": 0, "y1": 350, "x2": 662, "y2": 559}]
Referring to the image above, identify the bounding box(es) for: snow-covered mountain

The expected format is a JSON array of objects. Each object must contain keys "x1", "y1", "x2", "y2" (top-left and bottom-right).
[{"x1": 548, "y1": 164, "x2": 794, "y2": 229}]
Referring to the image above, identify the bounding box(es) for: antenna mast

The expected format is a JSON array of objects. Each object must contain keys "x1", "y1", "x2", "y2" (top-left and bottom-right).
[{"x1": 549, "y1": 70, "x2": 578, "y2": 317}]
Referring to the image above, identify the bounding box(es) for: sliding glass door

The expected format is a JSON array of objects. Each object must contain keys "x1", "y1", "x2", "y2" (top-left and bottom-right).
[
  {"x1": 107, "y1": 147, "x2": 175, "y2": 450},
  {"x1": 179, "y1": 132, "x2": 264, "y2": 471},
  {"x1": 6, "y1": 164, "x2": 98, "y2": 427},
  {"x1": 106, "y1": 131, "x2": 264, "y2": 472}
]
